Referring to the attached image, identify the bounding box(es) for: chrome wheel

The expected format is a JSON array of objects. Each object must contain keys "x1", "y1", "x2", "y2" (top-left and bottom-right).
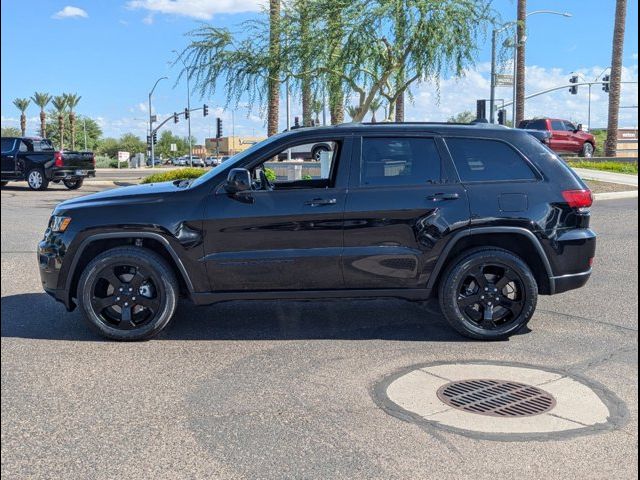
[{"x1": 28, "y1": 170, "x2": 43, "y2": 189}]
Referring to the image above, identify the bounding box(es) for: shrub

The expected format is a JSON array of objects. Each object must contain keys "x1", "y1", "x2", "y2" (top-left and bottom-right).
[
  {"x1": 567, "y1": 160, "x2": 638, "y2": 175},
  {"x1": 141, "y1": 168, "x2": 206, "y2": 184},
  {"x1": 264, "y1": 167, "x2": 277, "y2": 182},
  {"x1": 94, "y1": 156, "x2": 118, "y2": 168}
]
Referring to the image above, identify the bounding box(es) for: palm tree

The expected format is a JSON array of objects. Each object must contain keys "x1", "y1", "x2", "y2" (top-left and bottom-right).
[
  {"x1": 31, "y1": 92, "x2": 52, "y2": 137},
  {"x1": 267, "y1": 0, "x2": 281, "y2": 137},
  {"x1": 515, "y1": 0, "x2": 526, "y2": 125},
  {"x1": 64, "y1": 93, "x2": 82, "y2": 150},
  {"x1": 13, "y1": 98, "x2": 30, "y2": 136},
  {"x1": 346, "y1": 105, "x2": 360, "y2": 121},
  {"x1": 605, "y1": 0, "x2": 628, "y2": 157},
  {"x1": 369, "y1": 97, "x2": 383, "y2": 123},
  {"x1": 51, "y1": 95, "x2": 68, "y2": 150}
]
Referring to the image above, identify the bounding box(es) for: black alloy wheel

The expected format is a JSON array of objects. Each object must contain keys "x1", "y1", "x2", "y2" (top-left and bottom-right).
[
  {"x1": 78, "y1": 247, "x2": 178, "y2": 340},
  {"x1": 439, "y1": 248, "x2": 538, "y2": 340}
]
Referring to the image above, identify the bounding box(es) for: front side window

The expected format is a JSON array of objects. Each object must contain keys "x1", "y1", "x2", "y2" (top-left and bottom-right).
[
  {"x1": 551, "y1": 120, "x2": 567, "y2": 131},
  {"x1": 564, "y1": 121, "x2": 577, "y2": 132},
  {"x1": 360, "y1": 137, "x2": 440, "y2": 186},
  {"x1": 446, "y1": 138, "x2": 537, "y2": 182}
]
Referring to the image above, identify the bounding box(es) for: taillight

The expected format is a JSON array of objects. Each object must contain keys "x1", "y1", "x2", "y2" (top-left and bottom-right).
[
  {"x1": 562, "y1": 189, "x2": 593, "y2": 209},
  {"x1": 54, "y1": 151, "x2": 63, "y2": 167}
]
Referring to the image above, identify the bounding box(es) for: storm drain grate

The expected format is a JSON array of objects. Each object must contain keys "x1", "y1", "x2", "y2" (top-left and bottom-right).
[{"x1": 436, "y1": 379, "x2": 556, "y2": 417}]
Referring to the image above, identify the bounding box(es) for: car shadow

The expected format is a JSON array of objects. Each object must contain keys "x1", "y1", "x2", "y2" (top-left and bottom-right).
[{"x1": 0, "y1": 292, "x2": 509, "y2": 342}]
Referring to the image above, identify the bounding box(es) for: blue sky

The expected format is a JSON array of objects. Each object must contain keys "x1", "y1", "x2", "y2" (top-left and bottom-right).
[{"x1": 1, "y1": 0, "x2": 638, "y2": 141}]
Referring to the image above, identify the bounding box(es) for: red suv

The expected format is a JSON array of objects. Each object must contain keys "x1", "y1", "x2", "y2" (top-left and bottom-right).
[{"x1": 518, "y1": 118, "x2": 596, "y2": 157}]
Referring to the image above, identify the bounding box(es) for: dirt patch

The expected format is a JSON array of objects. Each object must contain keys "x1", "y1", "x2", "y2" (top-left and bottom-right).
[{"x1": 585, "y1": 180, "x2": 638, "y2": 193}]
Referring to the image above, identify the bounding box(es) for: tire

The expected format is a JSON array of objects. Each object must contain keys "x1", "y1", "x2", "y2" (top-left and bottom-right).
[
  {"x1": 580, "y1": 142, "x2": 594, "y2": 158},
  {"x1": 26, "y1": 168, "x2": 49, "y2": 191},
  {"x1": 63, "y1": 178, "x2": 84, "y2": 190},
  {"x1": 438, "y1": 248, "x2": 538, "y2": 341},
  {"x1": 77, "y1": 247, "x2": 179, "y2": 341}
]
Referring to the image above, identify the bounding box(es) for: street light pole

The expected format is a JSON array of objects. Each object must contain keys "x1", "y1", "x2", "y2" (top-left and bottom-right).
[
  {"x1": 173, "y1": 51, "x2": 193, "y2": 167},
  {"x1": 489, "y1": 29, "x2": 498, "y2": 123},
  {"x1": 148, "y1": 76, "x2": 167, "y2": 168}
]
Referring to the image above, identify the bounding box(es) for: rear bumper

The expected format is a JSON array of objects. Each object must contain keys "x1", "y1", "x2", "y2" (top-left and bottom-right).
[
  {"x1": 546, "y1": 228, "x2": 596, "y2": 295},
  {"x1": 49, "y1": 169, "x2": 96, "y2": 180}
]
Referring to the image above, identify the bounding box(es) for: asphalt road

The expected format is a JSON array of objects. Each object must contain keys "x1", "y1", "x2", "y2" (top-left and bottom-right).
[{"x1": 1, "y1": 183, "x2": 638, "y2": 479}]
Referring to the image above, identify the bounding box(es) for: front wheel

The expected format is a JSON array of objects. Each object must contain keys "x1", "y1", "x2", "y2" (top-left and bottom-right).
[
  {"x1": 26, "y1": 168, "x2": 49, "y2": 191},
  {"x1": 438, "y1": 248, "x2": 538, "y2": 340},
  {"x1": 63, "y1": 178, "x2": 84, "y2": 190},
  {"x1": 580, "y1": 142, "x2": 594, "y2": 158},
  {"x1": 78, "y1": 247, "x2": 179, "y2": 341}
]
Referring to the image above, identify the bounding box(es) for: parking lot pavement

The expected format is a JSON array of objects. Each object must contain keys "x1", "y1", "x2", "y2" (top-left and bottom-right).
[{"x1": 1, "y1": 185, "x2": 637, "y2": 480}]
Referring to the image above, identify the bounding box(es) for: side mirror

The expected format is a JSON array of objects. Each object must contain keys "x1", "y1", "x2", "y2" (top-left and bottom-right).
[
  {"x1": 224, "y1": 168, "x2": 252, "y2": 194},
  {"x1": 576, "y1": 124, "x2": 583, "y2": 132}
]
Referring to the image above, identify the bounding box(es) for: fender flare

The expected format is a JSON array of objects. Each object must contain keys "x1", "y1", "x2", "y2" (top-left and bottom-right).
[
  {"x1": 425, "y1": 226, "x2": 556, "y2": 294},
  {"x1": 65, "y1": 231, "x2": 196, "y2": 296}
]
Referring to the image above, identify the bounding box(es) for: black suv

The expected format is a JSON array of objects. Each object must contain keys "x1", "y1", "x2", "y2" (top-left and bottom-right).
[{"x1": 38, "y1": 123, "x2": 596, "y2": 341}]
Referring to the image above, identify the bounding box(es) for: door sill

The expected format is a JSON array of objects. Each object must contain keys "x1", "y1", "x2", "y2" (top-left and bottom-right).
[{"x1": 191, "y1": 288, "x2": 432, "y2": 305}]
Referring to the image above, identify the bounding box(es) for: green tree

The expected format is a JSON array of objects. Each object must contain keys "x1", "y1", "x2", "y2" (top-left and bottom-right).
[
  {"x1": 13, "y1": 98, "x2": 30, "y2": 136},
  {"x1": 448, "y1": 111, "x2": 476, "y2": 123},
  {"x1": 64, "y1": 93, "x2": 82, "y2": 150},
  {"x1": 96, "y1": 137, "x2": 121, "y2": 158},
  {"x1": 47, "y1": 114, "x2": 102, "y2": 151},
  {"x1": 1, "y1": 127, "x2": 21, "y2": 137},
  {"x1": 118, "y1": 133, "x2": 146, "y2": 156},
  {"x1": 31, "y1": 92, "x2": 52, "y2": 137},
  {"x1": 155, "y1": 130, "x2": 189, "y2": 159}
]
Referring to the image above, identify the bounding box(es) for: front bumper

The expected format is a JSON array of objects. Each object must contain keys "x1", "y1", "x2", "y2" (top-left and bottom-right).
[{"x1": 38, "y1": 236, "x2": 74, "y2": 310}]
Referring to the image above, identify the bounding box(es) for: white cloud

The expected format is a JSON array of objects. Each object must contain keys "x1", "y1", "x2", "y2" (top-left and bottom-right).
[
  {"x1": 127, "y1": 0, "x2": 264, "y2": 20},
  {"x1": 52, "y1": 6, "x2": 88, "y2": 20}
]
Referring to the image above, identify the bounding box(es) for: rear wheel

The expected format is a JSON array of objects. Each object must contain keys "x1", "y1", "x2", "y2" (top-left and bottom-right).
[
  {"x1": 63, "y1": 178, "x2": 84, "y2": 190},
  {"x1": 438, "y1": 248, "x2": 538, "y2": 340},
  {"x1": 580, "y1": 142, "x2": 594, "y2": 158},
  {"x1": 26, "y1": 168, "x2": 49, "y2": 191},
  {"x1": 78, "y1": 247, "x2": 179, "y2": 341}
]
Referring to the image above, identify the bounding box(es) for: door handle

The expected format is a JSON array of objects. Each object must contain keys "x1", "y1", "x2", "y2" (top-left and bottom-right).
[
  {"x1": 426, "y1": 193, "x2": 460, "y2": 202},
  {"x1": 305, "y1": 198, "x2": 337, "y2": 207}
]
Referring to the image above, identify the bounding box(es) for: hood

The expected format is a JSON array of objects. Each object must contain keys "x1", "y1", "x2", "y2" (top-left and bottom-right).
[{"x1": 54, "y1": 180, "x2": 188, "y2": 213}]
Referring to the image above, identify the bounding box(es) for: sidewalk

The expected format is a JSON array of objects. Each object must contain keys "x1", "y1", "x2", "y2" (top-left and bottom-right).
[{"x1": 574, "y1": 168, "x2": 638, "y2": 187}]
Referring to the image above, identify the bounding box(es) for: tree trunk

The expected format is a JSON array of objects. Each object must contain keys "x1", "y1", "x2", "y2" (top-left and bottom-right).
[
  {"x1": 515, "y1": 0, "x2": 526, "y2": 125},
  {"x1": 267, "y1": 0, "x2": 281, "y2": 137},
  {"x1": 395, "y1": 93, "x2": 404, "y2": 122},
  {"x1": 40, "y1": 111, "x2": 46, "y2": 137},
  {"x1": 20, "y1": 114, "x2": 26, "y2": 137},
  {"x1": 58, "y1": 115, "x2": 64, "y2": 150},
  {"x1": 299, "y1": 0, "x2": 313, "y2": 127},
  {"x1": 70, "y1": 112, "x2": 76, "y2": 150},
  {"x1": 605, "y1": 0, "x2": 627, "y2": 157},
  {"x1": 394, "y1": 0, "x2": 406, "y2": 122},
  {"x1": 327, "y1": 10, "x2": 344, "y2": 125}
]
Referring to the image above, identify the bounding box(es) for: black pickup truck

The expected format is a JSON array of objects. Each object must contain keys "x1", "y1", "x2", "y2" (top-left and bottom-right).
[{"x1": 1, "y1": 137, "x2": 95, "y2": 190}]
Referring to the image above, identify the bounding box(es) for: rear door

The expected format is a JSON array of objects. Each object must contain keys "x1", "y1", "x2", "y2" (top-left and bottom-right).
[
  {"x1": 1, "y1": 138, "x2": 17, "y2": 176},
  {"x1": 342, "y1": 134, "x2": 470, "y2": 289}
]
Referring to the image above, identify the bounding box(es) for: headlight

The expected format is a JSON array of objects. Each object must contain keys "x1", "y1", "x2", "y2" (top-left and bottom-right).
[{"x1": 50, "y1": 215, "x2": 72, "y2": 232}]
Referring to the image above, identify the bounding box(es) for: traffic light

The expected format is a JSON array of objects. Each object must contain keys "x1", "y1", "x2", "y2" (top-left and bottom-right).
[
  {"x1": 203, "y1": 104, "x2": 209, "y2": 117},
  {"x1": 173, "y1": 112, "x2": 179, "y2": 123},
  {"x1": 216, "y1": 117, "x2": 223, "y2": 138},
  {"x1": 294, "y1": 116, "x2": 300, "y2": 128},
  {"x1": 146, "y1": 135, "x2": 151, "y2": 147},
  {"x1": 184, "y1": 108, "x2": 190, "y2": 120},
  {"x1": 602, "y1": 74, "x2": 610, "y2": 93},
  {"x1": 569, "y1": 75, "x2": 579, "y2": 95},
  {"x1": 476, "y1": 99, "x2": 487, "y2": 121},
  {"x1": 497, "y1": 109, "x2": 506, "y2": 125},
  {"x1": 152, "y1": 131, "x2": 157, "y2": 144}
]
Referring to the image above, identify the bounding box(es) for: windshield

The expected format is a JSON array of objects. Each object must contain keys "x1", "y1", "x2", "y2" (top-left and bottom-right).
[{"x1": 190, "y1": 131, "x2": 290, "y2": 188}]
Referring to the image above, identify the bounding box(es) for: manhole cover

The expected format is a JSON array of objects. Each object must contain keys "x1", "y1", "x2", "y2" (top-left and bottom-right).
[{"x1": 436, "y1": 379, "x2": 556, "y2": 417}]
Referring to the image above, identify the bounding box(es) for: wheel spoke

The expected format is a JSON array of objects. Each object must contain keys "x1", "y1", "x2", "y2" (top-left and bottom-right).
[
  {"x1": 135, "y1": 296, "x2": 160, "y2": 311},
  {"x1": 495, "y1": 269, "x2": 515, "y2": 290},
  {"x1": 100, "y1": 268, "x2": 122, "y2": 290},
  {"x1": 458, "y1": 294, "x2": 481, "y2": 308},
  {"x1": 130, "y1": 267, "x2": 151, "y2": 289},
  {"x1": 119, "y1": 306, "x2": 134, "y2": 329},
  {"x1": 483, "y1": 304, "x2": 494, "y2": 322},
  {"x1": 500, "y1": 298, "x2": 524, "y2": 317},
  {"x1": 92, "y1": 295, "x2": 117, "y2": 311},
  {"x1": 469, "y1": 265, "x2": 489, "y2": 289}
]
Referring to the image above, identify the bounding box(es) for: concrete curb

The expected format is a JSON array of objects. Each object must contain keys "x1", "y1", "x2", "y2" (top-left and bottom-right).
[{"x1": 594, "y1": 190, "x2": 639, "y2": 201}]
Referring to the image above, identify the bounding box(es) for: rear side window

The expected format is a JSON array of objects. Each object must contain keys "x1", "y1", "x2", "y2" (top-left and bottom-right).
[
  {"x1": 360, "y1": 137, "x2": 440, "y2": 186},
  {"x1": 446, "y1": 138, "x2": 537, "y2": 182},
  {"x1": 31, "y1": 140, "x2": 55, "y2": 152},
  {"x1": 527, "y1": 119, "x2": 547, "y2": 130},
  {"x1": 1, "y1": 138, "x2": 15, "y2": 153}
]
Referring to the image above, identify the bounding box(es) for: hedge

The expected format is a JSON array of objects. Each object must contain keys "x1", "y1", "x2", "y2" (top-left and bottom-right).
[{"x1": 141, "y1": 168, "x2": 206, "y2": 184}]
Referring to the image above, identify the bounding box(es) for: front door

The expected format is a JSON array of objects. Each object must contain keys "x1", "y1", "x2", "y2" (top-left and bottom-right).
[
  {"x1": 202, "y1": 136, "x2": 352, "y2": 291},
  {"x1": 343, "y1": 134, "x2": 470, "y2": 289}
]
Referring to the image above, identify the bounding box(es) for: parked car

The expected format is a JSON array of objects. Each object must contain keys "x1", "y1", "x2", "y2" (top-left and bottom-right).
[
  {"x1": 39, "y1": 123, "x2": 595, "y2": 341},
  {"x1": 517, "y1": 118, "x2": 596, "y2": 157},
  {"x1": 277, "y1": 142, "x2": 332, "y2": 161},
  {"x1": 146, "y1": 158, "x2": 162, "y2": 167},
  {"x1": 1, "y1": 137, "x2": 95, "y2": 190},
  {"x1": 205, "y1": 156, "x2": 219, "y2": 167},
  {"x1": 191, "y1": 157, "x2": 206, "y2": 168},
  {"x1": 172, "y1": 157, "x2": 187, "y2": 166}
]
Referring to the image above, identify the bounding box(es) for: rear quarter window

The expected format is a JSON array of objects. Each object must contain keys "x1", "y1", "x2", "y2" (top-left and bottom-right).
[
  {"x1": 445, "y1": 138, "x2": 537, "y2": 182},
  {"x1": 1, "y1": 138, "x2": 16, "y2": 153}
]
